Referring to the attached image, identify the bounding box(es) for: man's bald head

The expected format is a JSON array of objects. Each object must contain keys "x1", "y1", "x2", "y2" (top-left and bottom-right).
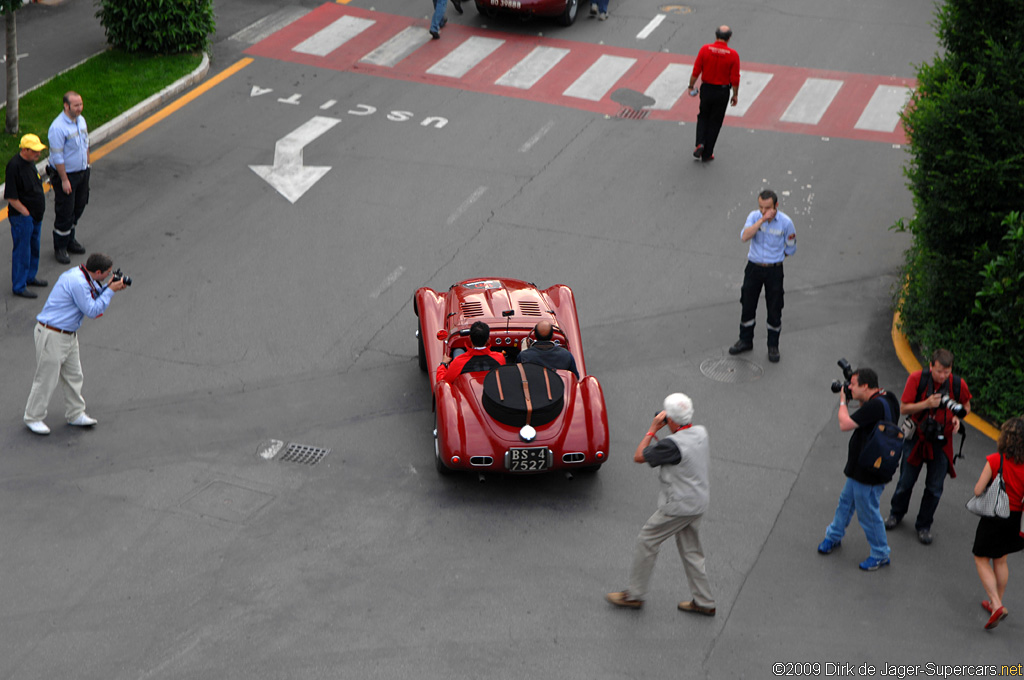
[
  {"x1": 715, "y1": 25, "x2": 732, "y2": 41},
  {"x1": 535, "y1": 321, "x2": 555, "y2": 341}
]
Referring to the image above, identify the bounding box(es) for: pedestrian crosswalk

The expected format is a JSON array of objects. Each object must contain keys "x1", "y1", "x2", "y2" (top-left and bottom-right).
[{"x1": 246, "y1": 3, "x2": 915, "y2": 144}]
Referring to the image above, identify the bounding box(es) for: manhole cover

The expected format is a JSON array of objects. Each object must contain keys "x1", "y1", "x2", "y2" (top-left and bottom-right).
[
  {"x1": 700, "y1": 357, "x2": 763, "y2": 383},
  {"x1": 280, "y1": 443, "x2": 331, "y2": 465}
]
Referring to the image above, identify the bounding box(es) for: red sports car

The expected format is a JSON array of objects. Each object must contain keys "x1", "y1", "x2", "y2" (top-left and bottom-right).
[
  {"x1": 415, "y1": 278, "x2": 609, "y2": 477},
  {"x1": 474, "y1": 0, "x2": 580, "y2": 26}
]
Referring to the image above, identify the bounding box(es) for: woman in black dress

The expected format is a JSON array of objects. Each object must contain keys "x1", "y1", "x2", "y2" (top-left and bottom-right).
[{"x1": 972, "y1": 417, "x2": 1024, "y2": 630}]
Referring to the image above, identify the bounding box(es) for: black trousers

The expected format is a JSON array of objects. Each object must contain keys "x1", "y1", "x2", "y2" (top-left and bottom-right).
[
  {"x1": 695, "y1": 84, "x2": 731, "y2": 160},
  {"x1": 51, "y1": 167, "x2": 90, "y2": 250},
  {"x1": 739, "y1": 261, "x2": 784, "y2": 347}
]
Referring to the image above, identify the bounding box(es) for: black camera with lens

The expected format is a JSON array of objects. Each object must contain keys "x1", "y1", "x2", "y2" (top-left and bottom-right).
[
  {"x1": 938, "y1": 392, "x2": 968, "y2": 418},
  {"x1": 830, "y1": 358, "x2": 854, "y2": 400},
  {"x1": 111, "y1": 268, "x2": 132, "y2": 287},
  {"x1": 919, "y1": 415, "x2": 946, "y2": 445}
]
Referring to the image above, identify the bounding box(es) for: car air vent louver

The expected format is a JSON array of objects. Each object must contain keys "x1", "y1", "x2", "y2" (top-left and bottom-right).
[
  {"x1": 519, "y1": 301, "x2": 542, "y2": 316},
  {"x1": 461, "y1": 301, "x2": 485, "y2": 317}
]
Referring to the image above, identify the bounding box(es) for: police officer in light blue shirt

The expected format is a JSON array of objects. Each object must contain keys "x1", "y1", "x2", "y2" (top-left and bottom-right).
[
  {"x1": 728, "y1": 189, "x2": 796, "y2": 363},
  {"x1": 47, "y1": 91, "x2": 91, "y2": 264}
]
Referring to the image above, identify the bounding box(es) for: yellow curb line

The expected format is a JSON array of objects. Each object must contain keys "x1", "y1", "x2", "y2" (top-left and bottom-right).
[
  {"x1": 2, "y1": 58, "x2": 253, "y2": 223},
  {"x1": 892, "y1": 306, "x2": 999, "y2": 442}
]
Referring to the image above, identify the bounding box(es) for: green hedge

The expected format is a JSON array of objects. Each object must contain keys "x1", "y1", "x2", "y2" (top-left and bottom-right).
[
  {"x1": 96, "y1": 0, "x2": 215, "y2": 54},
  {"x1": 895, "y1": 0, "x2": 1024, "y2": 424}
]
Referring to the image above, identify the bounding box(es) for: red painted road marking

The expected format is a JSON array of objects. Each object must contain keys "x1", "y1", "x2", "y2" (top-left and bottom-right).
[{"x1": 246, "y1": 2, "x2": 915, "y2": 144}]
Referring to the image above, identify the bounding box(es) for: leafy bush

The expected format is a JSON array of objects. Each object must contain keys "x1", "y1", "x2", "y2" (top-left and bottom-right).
[
  {"x1": 895, "y1": 0, "x2": 1024, "y2": 424},
  {"x1": 96, "y1": 0, "x2": 215, "y2": 54}
]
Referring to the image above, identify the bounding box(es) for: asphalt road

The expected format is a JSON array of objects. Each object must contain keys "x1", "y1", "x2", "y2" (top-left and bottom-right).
[{"x1": 2, "y1": 1, "x2": 1015, "y2": 678}]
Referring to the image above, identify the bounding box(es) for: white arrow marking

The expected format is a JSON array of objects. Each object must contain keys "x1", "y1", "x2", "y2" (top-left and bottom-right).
[
  {"x1": 250, "y1": 85, "x2": 272, "y2": 97},
  {"x1": 249, "y1": 116, "x2": 341, "y2": 204}
]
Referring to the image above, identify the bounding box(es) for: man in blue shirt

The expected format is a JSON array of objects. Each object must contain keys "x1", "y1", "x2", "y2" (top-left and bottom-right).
[
  {"x1": 47, "y1": 91, "x2": 91, "y2": 265},
  {"x1": 24, "y1": 253, "x2": 128, "y2": 435},
  {"x1": 518, "y1": 321, "x2": 579, "y2": 379},
  {"x1": 728, "y1": 189, "x2": 797, "y2": 363}
]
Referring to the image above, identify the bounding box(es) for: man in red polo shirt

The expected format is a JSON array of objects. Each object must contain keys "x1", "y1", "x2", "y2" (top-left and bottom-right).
[{"x1": 687, "y1": 26, "x2": 741, "y2": 162}]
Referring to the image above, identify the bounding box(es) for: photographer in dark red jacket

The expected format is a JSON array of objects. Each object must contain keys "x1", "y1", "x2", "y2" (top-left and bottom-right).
[{"x1": 885, "y1": 349, "x2": 972, "y2": 545}]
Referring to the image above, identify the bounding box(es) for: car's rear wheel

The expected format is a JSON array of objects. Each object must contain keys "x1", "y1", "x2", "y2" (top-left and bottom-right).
[
  {"x1": 558, "y1": 0, "x2": 578, "y2": 26},
  {"x1": 435, "y1": 418, "x2": 454, "y2": 476}
]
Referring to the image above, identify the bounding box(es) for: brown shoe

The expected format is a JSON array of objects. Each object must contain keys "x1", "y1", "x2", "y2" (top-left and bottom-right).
[
  {"x1": 606, "y1": 592, "x2": 643, "y2": 609},
  {"x1": 678, "y1": 600, "x2": 716, "y2": 616}
]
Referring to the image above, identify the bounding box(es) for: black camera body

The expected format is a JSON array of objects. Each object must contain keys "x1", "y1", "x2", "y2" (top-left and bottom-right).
[
  {"x1": 919, "y1": 416, "x2": 946, "y2": 445},
  {"x1": 830, "y1": 358, "x2": 854, "y2": 400},
  {"x1": 112, "y1": 268, "x2": 132, "y2": 287}
]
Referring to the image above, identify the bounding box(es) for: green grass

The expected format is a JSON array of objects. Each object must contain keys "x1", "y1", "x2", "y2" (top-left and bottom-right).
[{"x1": 0, "y1": 49, "x2": 202, "y2": 184}]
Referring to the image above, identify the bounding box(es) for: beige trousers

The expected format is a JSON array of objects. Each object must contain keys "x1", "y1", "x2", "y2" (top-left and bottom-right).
[
  {"x1": 24, "y1": 324, "x2": 86, "y2": 424},
  {"x1": 626, "y1": 508, "x2": 715, "y2": 607}
]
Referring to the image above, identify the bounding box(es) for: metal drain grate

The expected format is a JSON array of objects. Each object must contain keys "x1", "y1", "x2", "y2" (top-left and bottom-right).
[
  {"x1": 616, "y1": 107, "x2": 649, "y2": 120},
  {"x1": 279, "y1": 443, "x2": 331, "y2": 465},
  {"x1": 699, "y1": 357, "x2": 764, "y2": 383}
]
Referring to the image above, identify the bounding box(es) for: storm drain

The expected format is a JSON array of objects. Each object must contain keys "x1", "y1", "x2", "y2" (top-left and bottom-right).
[
  {"x1": 699, "y1": 357, "x2": 764, "y2": 383},
  {"x1": 279, "y1": 443, "x2": 331, "y2": 465},
  {"x1": 616, "y1": 107, "x2": 649, "y2": 120}
]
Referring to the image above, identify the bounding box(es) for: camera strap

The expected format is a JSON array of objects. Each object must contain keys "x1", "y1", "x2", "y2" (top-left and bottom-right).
[{"x1": 79, "y1": 264, "x2": 103, "y2": 300}]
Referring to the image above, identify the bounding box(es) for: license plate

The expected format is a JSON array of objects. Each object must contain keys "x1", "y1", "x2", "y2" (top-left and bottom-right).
[
  {"x1": 508, "y1": 447, "x2": 549, "y2": 472},
  {"x1": 490, "y1": 0, "x2": 522, "y2": 8}
]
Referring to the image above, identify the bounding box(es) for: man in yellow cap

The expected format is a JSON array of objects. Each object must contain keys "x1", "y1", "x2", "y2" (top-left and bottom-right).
[{"x1": 5, "y1": 134, "x2": 49, "y2": 299}]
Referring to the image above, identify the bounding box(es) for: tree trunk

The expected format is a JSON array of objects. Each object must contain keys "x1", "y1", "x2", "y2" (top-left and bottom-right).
[{"x1": 5, "y1": 9, "x2": 19, "y2": 134}]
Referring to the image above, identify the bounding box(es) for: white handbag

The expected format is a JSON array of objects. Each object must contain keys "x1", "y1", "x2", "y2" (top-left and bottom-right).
[{"x1": 966, "y1": 453, "x2": 1011, "y2": 519}]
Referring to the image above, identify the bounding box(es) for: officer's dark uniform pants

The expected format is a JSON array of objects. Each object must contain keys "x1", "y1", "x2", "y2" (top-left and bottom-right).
[
  {"x1": 51, "y1": 167, "x2": 90, "y2": 251},
  {"x1": 739, "y1": 260, "x2": 784, "y2": 347},
  {"x1": 695, "y1": 84, "x2": 731, "y2": 160}
]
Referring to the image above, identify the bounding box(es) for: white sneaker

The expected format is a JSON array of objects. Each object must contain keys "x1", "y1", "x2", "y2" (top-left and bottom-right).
[
  {"x1": 26, "y1": 420, "x2": 50, "y2": 435},
  {"x1": 589, "y1": 3, "x2": 598, "y2": 15},
  {"x1": 68, "y1": 413, "x2": 98, "y2": 427},
  {"x1": 598, "y1": 11, "x2": 609, "y2": 20}
]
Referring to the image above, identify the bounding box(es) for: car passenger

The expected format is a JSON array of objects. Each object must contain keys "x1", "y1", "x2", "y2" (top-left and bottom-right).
[
  {"x1": 518, "y1": 321, "x2": 579, "y2": 379},
  {"x1": 436, "y1": 321, "x2": 506, "y2": 381}
]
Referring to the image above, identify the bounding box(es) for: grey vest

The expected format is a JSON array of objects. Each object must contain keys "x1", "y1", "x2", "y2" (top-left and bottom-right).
[{"x1": 659, "y1": 426, "x2": 711, "y2": 516}]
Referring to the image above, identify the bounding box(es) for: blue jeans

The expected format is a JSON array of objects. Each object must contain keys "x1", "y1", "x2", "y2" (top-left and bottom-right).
[
  {"x1": 888, "y1": 437, "x2": 948, "y2": 531},
  {"x1": 595, "y1": 0, "x2": 609, "y2": 12},
  {"x1": 430, "y1": 0, "x2": 448, "y2": 32},
  {"x1": 10, "y1": 212, "x2": 41, "y2": 292},
  {"x1": 825, "y1": 478, "x2": 890, "y2": 559}
]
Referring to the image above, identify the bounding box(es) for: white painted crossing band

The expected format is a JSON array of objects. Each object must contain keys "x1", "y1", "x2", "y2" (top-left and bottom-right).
[
  {"x1": 780, "y1": 78, "x2": 844, "y2": 125},
  {"x1": 230, "y1": 7, "x2": 312, "y2": 45},
  {"x1": 292, "y1": 15, "x2": 375, "y2": 56},
  {"x1": 563, "y1": 55, "x2": 637, "y2": 101},
  {"x1": 854, "y1": 85, "x2": 913, "y2": 132},
  {"x1": 360, "y1": 27, "x2": 433, "y2": 67},
  {"x1": 427, "y1": 37, "x2": 506, "y2": 78},
  {"x1": 725, "y1": 71, "x2": 772, "y2": 117},
  {"x1": 644, "y1": 63, "x2": 693, "y2": 110},
  {"x1": 496, "y1": 46, "x2": 571, "y2": 89},
  {"x1": 637, "y1": 14, "x2": 665, "y2": 40}
]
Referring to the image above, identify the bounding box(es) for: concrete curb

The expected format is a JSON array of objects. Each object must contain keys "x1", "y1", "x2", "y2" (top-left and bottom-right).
[{"x1": 1, "y1": 52, "x2": 210, "y2": 207}]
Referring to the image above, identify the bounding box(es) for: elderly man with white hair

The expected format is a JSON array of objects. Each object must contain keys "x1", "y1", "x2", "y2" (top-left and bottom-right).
[{"x1": 607, "y1": 392, "x2": 716, "y2": 615}]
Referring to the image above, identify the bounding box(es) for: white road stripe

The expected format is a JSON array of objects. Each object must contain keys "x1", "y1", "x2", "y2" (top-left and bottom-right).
[
  {"x1": 645, "y1": 63, "x2": 692, "y2": 110},
  {"x1": 229, "y1": 7, "x2": 311, "y2": 44},
  {"x1": 520, "y1": 121, "x2": 555, "y2": 152},
  {"x1": 370, "y1": 266, "x2": 406, "y2": 299},
  {"x1": 496, "y1": 46, "x2": 570, "y2": 89},
  {"x1": 854, "y1": 85, "x2": 913, "y2": 132},
  {"x1": 292, "y1": 15, "x2": 375, "y2": 56},
  {"x1": 725, "y1": 71, "x2": 772, "y2": 117},
  {"x1": 636, "y1": 14, "x2": 666, "y2": 40},
  {"x1": 360, "y1": 27, "x2": 432, "y2": 67},
  {"x1": 448, "y1": 187, "x2": 488, "y2": 225},
  {"x1": 780, "y1": 78, "x2": 843, "y2": 125},
  {"x1": 427, "y1": 37, "x2": 506, "y2": 78},
  {"x1": 563, "y1": 55, "x2": 637, "y2": 101}
]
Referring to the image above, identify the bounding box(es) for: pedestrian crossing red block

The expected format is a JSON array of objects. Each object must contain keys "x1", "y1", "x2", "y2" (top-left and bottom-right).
[{"x1": 246, "y1": 2, "x2": 915, "y2": 144}]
